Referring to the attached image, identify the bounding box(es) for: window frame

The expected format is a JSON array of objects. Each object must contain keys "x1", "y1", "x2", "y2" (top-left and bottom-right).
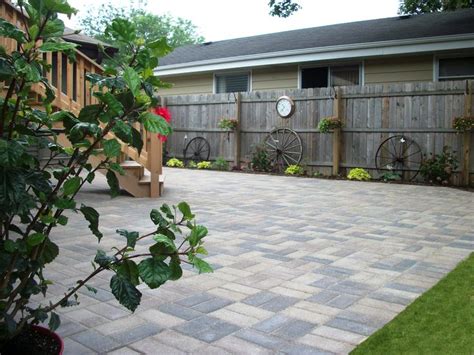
[
  {"x1": 213, "y1": 70, "x2": 252, "y2": 94},
  {"x1": 435, "y1": 55, "x2": 474, "y2": 81},
  {"x1": 298, "y1": 62, "x2": 363, "y2": 89}
]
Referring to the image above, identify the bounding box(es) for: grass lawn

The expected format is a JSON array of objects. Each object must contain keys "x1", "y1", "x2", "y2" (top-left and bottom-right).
[{"x1": 351, "y1": 253, "x2": 473, "y2": 355}]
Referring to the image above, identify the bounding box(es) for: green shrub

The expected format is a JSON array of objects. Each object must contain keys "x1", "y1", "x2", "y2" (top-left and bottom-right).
[
  {"x1": 381, "y1": 172, "x2": 401, "y2": 182},
  {"x1": 318, "y1": 117, "x2": 343, "y2": 133},
  {"x1": 285, "y1": 164, "x2": 304, "y2": 175},
  {"x1": 197, "y1": 161, "x2": 212, "y2": 169},
  {"x1": 166, "y1": 158, "x2": 184, "y2": 168},
  {"x1": 347, "y1": 168, "x2": 371, "y2": 181},
  {"x1": 213, "y1": 157, "x2": 229, "y2": 171},
  {"x1": 420, "y1": 146, "x2": 458, "y2": 185},
  {"x1": 188, "y1": 161, "x2": 197, "y2": 169},
  {"x1": 251, "y1": 144, "x2": 272, "y2": 172}
]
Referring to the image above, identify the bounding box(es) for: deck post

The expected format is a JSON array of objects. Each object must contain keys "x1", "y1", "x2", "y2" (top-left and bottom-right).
[
  {"x1": 332, "y1": 88, "x2": 343, "y2": 176},
  {"x1": 234, "y1": 92, "x2": 242, "y2": 168},
  {"x1": 462, "y1": 80, "x2": 472, "y2": 186}
]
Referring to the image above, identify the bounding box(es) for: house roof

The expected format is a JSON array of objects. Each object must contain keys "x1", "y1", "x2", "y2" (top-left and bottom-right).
[
  {"x1": 157, "y1": 9, "x2": 474, "y2": 75},
  {"x1": 62, "y1": 28, "x2": 114, "y2": 48}
]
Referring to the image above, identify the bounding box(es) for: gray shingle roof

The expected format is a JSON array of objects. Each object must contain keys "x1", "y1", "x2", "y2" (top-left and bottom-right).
[{"x1": 160, "y1": 9, "x2": 474, "y2": 67}]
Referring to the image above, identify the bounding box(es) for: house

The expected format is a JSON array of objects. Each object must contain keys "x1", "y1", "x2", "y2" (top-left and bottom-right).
[{"x1": 155, "y1": 9, "x2": 474, "y2": 95}]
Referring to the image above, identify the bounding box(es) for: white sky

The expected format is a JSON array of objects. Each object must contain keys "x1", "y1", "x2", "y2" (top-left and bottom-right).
[{"x1": 64, "y1": 0, "x2": 401, "y2": 42}]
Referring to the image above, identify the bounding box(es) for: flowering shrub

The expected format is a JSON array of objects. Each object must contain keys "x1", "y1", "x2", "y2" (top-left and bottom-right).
[
  {"x1": 285, "y1": 164, "x2": 304, "y2": 175},
  {"x1": 154, "y1": 107, "x2": 172, "y2": 142},
  {"x1": 218, "y1": 118, "x2": 238, "y2": 131},
  {"x1": 166, "y1": 158, "x2": 184, "y2": 168},
  {"x1": 197, "y1": 161, "x2": 212, "y2": 169},
  {"x1": 453, "y1": 116, "x2": 474, "y2": 132},
  {"x1": 347, "y1": 168, "x2": 371, "y2": 181},
  {"x1": 318, "y1": 117, "x2": 343, "y2": 133},
  {"x1": 251, "y1": 144, "x2": 272, "y2": 172},
  {"x1": 420, "y1": 146, "x2": 458, "y2": 185}
]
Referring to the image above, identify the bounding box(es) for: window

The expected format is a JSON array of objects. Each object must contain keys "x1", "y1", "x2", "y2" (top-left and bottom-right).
[
  {"x1": 438, "y1": 57, "x2": 474, "y2": 80},
  {"x1": 215, "y1": 72, "x2": 249, "y2": 93},
  {"x1": 301, "y1": 64, "x2": 360, "y2": 88},
  {"x1": 61, "y1": 54, "x2": 68, "y2": 95}
]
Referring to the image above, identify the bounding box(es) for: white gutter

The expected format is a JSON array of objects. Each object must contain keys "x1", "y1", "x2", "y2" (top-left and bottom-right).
[{"x1": 154, "y1": 34, "x2": 474, "y2": 76}]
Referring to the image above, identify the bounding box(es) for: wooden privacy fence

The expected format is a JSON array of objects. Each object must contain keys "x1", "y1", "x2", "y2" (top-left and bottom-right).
[{"x1": 162, "y1": 80, "x2": 474, "y2": 186}]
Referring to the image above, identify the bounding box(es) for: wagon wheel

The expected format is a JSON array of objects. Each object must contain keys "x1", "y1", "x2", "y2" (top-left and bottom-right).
[
  {"x1": 375, "y1": 135, "x2": 423, "y2": 181},
  {"x1": 183, "y1": 137, "x2": 210, "y2": 163},
  {"x1": 264, "y1": 128, "x2": 303, "y2": 172}
]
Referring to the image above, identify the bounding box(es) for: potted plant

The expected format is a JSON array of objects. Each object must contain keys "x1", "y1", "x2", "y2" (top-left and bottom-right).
[
  {"x1": 317, "y1": 117, "x2": 343, "y2": 133},
  {"x1": 218, "y1": 118, "x2": 238, "y2": 140},
  {"x1": 453, "y1": 116, "x2": 474, "y2": 133},
  {"x1": 0, "y1": 1, "x2": 211, "y2": 353}
]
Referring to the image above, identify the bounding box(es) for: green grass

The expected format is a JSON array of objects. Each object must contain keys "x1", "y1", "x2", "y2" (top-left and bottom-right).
[{"x1": 351, "y1": 253, "x2": 474, "y2": 355}]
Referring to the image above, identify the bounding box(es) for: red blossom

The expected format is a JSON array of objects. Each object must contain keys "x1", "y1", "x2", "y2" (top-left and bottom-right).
[{"x1": 153, "y1": 106, "x2": 172, "y2": 142}]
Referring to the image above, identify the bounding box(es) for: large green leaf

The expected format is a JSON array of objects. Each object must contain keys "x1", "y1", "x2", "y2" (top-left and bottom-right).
[
  {"x1": 42, "y1": 18, "x2": 65, "y2": 39},
  {"x1": 112, "y1": 120, "x2": 132, "y2": 143},
  {"x1": 0, "y1": 58, "x2": 15, "y2": 81},
  {"x1": 141, "y1": 112, "x2": 172, "y2": 135},
  {"x1": 110, "y1": 274, "x2": 141, "y2": 312},
  {"x1": 190, "y1": 256, "x2": 213, "y2": 274},
  {"x1": 116, "y1": 229, "x2": 139, "y2": 249},
  {"x1": 130, "y1": 127, "x2": 143, "y2": 155},
  {"x1": 178, "y1": 202, "x2": 194, "y2": 220},
  {"x1": 150, "y1": 209, "x2": 167, "y2": 227},
  {"x1": 43, "y1": 0, "x2": 78, "y2": 16},
  {"x1": 151, "y1": 234, "x2": 177, "y2": 255},
  {"x1": 106, "y1": 170, "x2": 120, "y2": 198},
  {"x1": 105, "y1": 18, "x2": 137, "y2": 43},
  {"x1": 62, "y1": 176, "x2": 81, "y2": 196},
  {"x1": 117, "y1": 260, "x2": 139, "y2": 286},
  {"x1": 123, "y1": 67, "x2": 141, "y2": 97},
  {"x1": 138, "y1": 258, "x2": 171, "y2": 289},
  {"x1": 94, "y1": 250, "x2": 116, "y2": 267},
  {"x1": 0, "y1": 18, "x2": 25, "y2": 43},
  {"x1": 39, "y1": 42, "x2": 78, "y2": 52},
  {"x1": 0, "y1": 140, "x2": 25, "y2": 167},
  {"x1": 78, "y1": 104, "x2": 102, "y2": 123},
  {"x1": 188, "y1": 225, "x2": 208, "y2": 247},
  {"x1": 80, "y1": 204, "x2": 103, "y2": 241},
  {"x1": 38, "y1": 238, "x2": 59, "y2": 265},
  {"x1": 103, "y1": 139, "x2": 122, "y2": 158},
  {"x1": 147, "y1": 38, "x2": 172, "y2": 58},
  {"x1": 48, "y1": 312, "x2": 61, "y2": 332},
  {"x1": 94, "y1": 92, "x2": 124, "y2": 115},
  {"x1": 26, "y1": 233, "x2": 46, "y2": 247},
  {"x1": 169, "y1": 256, "x2": 183, "y2": 281}
]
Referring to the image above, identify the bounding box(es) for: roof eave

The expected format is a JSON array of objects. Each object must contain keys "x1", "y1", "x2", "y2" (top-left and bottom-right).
[{"x1": 155, "y1": 34, "x2": 474, "y2": 76}]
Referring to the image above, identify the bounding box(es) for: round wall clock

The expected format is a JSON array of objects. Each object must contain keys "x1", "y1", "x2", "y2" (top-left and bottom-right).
[{"x1": 276, "y1": 96, "x2": 295, "y2": 119}]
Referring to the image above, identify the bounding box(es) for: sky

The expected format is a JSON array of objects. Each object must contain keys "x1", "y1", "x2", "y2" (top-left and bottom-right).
[{"x1": 64, "y1": 0, "x2": 401, "y2": 42}]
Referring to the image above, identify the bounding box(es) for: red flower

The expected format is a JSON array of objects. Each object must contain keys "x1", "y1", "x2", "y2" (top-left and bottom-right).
[{"x1": 153, "y1": 106, "x2": 172, "y2": 142}]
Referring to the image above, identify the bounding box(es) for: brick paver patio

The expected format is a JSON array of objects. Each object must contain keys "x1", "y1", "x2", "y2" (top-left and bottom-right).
[{"x1": 46, "y1": 168, "x2": 473, "y2": 354}]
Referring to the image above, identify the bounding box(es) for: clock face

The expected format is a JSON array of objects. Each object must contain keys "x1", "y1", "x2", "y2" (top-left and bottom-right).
[{"x1": 276, "y1": 96, "x2": 295, "y2": 118}]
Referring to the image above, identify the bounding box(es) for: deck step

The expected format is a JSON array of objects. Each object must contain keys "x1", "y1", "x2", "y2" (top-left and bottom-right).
[{"x1": 121, "y1": 160, "x2": 144, "y2": 179}]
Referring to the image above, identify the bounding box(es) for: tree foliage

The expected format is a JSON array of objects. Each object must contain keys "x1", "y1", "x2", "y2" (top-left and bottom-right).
[
  {"x1": 78, "y1": 0, "x2": 204, "y2": 49},
  {"x1": 0, "y1": 0, "x2": 211, "y2": 345},
  {"x1": 268, "y1": 0, "x2": 302, "y2": 17},
  {"x1": 399, "y1": 0, "x2": 473, "y2": 14}
]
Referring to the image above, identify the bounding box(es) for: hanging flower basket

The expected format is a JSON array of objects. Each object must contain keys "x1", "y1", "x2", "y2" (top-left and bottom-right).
[
  {"x1": 218, "y1": 118, "x2": 238, "y2": 131},
  {"x1": 318, "y1": 117, "x2": 343, "y2": 133},
  {"x1": 453, "y1": 116, "x2": 474, "y2": 133}
]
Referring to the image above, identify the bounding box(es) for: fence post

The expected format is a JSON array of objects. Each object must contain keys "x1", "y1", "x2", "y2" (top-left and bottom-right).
[
  {"x1": 332, "y1": 88, "x2": 343, "y2": 176},
  {"x1": 462, "y1": 80, "x2": 472, "y2": 186},
  {"x1": 234, "y1": 92, "x2": 242, "y2": 168}
]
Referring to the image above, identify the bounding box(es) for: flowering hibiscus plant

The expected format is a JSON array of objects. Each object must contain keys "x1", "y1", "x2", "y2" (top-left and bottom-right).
[{"x1": 154, "y1": 107, "x2": 172, "y2": 142}]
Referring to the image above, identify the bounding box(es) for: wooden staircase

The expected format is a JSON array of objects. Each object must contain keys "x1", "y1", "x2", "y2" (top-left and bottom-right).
[{"x1": 1, "y1": 0, "x2": 164, "y2": 198}]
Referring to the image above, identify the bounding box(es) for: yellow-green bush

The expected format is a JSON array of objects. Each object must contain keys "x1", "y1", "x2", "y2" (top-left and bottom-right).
[
  {"x1": 347, "y1": 168, "x2": 371, "y2": 181},
  {"x1": 197, "y1": 161, "x2": 212, "y2": 169},
  {"x1": 166, "y1": 158, "x2": 184, "y2": 168},
  {"x1": 285, "y1": 164, "x2": 304, "y2": 175}
]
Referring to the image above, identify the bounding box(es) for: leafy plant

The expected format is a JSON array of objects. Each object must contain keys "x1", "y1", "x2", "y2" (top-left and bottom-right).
[
  {"x1": 218, "y1": 118, "x2": 238, "y2": 131},
  {"x1": 212, "y1": 157, "x2": 229, "y2": 171},
  {"x1": 313, "y1": 171, "x2": 323, "y2": 177},
  {"x1": 318, "y1": 117, "x2": 343, "y2": 133},
  {"x1": 381, "y1": 172, "x2": 401, "y2": 182},
  {"x1": 420, "y1": 146, "x2": 458, "y2": 185},
  {"x1": 187, "y1": 160, "x2": 197, "y2": 169},
  {"x1": 347, "y1": 168, "x2": 371, "y2": 181},
  {"x1": 0, "y1": 1, "x2": 210, "y2": 346},
  {"x1": 196, "y1": 161, "x2": 212, "y2": 169},
  {"x1": 285, "y1": 164, "x2": 304, "y2": 175},
  {"x1": 453, "y1": 116, "x2": 474, "y2": 133},
  {"x1": 166, "y1": 158, "x2": 184, "y2": 168},
  {"x1": 251, "y1": 144, "x2": 272, "y2": 172}
]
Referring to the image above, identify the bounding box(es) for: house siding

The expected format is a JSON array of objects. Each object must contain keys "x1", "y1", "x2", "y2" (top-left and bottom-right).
[
  {"x1": 364, "y1": 55, "x2": 434, "y2": 84},
  {"x1": 159, "y1": 73, "x2": 214, "y2": 95},
  {"x1": 252, "y1": 66, "x2": 299, "y2": 91}
]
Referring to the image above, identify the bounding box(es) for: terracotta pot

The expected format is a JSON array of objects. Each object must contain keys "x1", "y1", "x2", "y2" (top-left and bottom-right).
[{"x1": 31, "y1": 325, "x2": 64, "y2": 355}]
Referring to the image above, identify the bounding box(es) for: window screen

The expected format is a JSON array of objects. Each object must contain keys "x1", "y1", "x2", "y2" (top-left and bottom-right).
[
  {"x1": 330, "y1": 65, "x2": 360, "y2": 86},
  {"x1": 439, "y1": 57, "x2": 474, "y2": 80},
  {"x1": 51, "y1": 53, "x2": 58, "y2": 88},
  {"x1": 61, "y1": 54, "x2": 68, "y2": 95},
  {"x1": 215, "y1": 73, "x2": 249, "y2": 93}
]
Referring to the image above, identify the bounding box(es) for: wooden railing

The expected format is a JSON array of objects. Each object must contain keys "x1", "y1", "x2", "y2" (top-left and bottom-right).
[{"x1": 1, "y1": 0, "x2": 163, "y2": 197}]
